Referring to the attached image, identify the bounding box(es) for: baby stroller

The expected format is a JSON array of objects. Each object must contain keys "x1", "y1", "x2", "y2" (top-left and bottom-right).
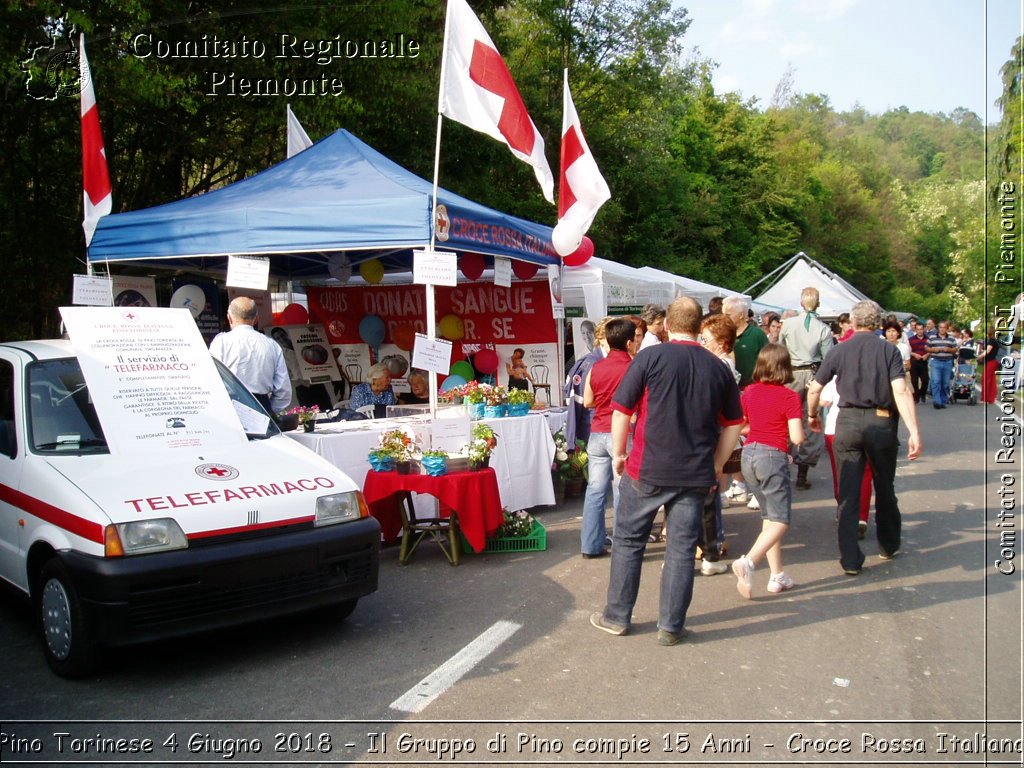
[{"x1": 949, "y1": 346, "x2": 978, "y2": 405}]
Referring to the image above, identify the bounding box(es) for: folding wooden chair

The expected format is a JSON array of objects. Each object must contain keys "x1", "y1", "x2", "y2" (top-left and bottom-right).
[{"x1": 397, "y1": 492, "x2": 461, "y2": 566}]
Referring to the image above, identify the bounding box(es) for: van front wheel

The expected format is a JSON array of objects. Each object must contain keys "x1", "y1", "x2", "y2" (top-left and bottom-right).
[{"x1": 35, "y1": 559, "x2": 99, "y2": 678}]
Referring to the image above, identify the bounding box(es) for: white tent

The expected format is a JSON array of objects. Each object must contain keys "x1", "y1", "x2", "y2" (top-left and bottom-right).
[
  {"x1": 637, "y1": 266, "x2": 748, "y2": 310},
  {"x1": 746, "y1": 252, "x2": 870, "y2": 318},
  {"x1": 562, "y1": 257, "x2": 678, "y2": 318}
]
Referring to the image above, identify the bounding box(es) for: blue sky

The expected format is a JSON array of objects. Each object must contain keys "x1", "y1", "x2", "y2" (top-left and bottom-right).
[{"x1": 677, "y1": 0, "x2": 1021, "y2": 121}]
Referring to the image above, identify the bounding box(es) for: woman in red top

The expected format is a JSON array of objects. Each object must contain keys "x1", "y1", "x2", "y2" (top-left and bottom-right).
[{"x1": 732, "y1": 344, "x2": 805, "y2": 599}]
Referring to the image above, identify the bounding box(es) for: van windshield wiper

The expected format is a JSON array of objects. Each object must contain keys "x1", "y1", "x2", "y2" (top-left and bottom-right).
[{"x1": 35, "y1": 438, "x2": 108, "y2": 450}]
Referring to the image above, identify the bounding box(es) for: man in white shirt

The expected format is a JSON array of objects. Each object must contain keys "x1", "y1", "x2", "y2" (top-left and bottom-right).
[
  {"x1": 638, "y1": 304, "x2": 666, "y2": 351},
  {"x1": 209, "y1": 297, "x2": 292, "y2": 414}
]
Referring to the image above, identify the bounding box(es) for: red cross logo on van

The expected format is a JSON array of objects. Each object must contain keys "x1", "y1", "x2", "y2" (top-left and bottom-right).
[{"x1": 195, "y1": 463, "x2": 239, "y2": 481}]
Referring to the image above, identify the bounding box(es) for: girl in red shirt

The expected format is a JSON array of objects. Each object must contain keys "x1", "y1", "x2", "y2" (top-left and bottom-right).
[{"x1": 732, "y1": 344, "x2": 805, "y2": 598}]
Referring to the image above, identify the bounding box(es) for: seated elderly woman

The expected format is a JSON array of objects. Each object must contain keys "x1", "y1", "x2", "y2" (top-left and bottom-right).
[
  {"x1": 398, "y1": 369, "x2": 430, "y2": 405},
  {"x1": 349, "y1": 362, "x2": 397, "y2": 418}
]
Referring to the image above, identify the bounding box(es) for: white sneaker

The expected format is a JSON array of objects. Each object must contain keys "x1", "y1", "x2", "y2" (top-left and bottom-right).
[
  {"x1": 767, "y1": 572, "x2": 795, "y2": 593},
  {"x1": 724, "y1": 482, "x2": 743, "y2": 499},
  {"x1": 747, "y1": 496, "x2": 760, "y2": 510},
  {"x1": 701, "y1": 559, "x2": 729, "y2": 576},
  {"x1": 730, "y1": 491, "x2": 749, "y2": 504},
  {"x1": 732, "y1": 556, "x2": 754, "y2": 599}
]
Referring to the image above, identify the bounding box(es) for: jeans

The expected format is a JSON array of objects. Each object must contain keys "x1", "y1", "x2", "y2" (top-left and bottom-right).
[
  {"x1": 834, "y1": 408, "x2": 901, "y2": 571},
  {"x1": 581, "y1": 432, "x2": 618, "y2": 554},
  {"x1": 603, "y1": 477, "x2": 706, "y2": 635},
  {"x1": 931, "y1": 359, "x2": 953, "y2": 405},
  {"x1": 741, "y1": 442, "x2": 793, "y2": 524}
]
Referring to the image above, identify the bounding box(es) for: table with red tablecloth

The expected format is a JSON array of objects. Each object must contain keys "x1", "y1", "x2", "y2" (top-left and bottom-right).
[{"x1": 361, "y1": 468, "x2": 505, "y2": 553}]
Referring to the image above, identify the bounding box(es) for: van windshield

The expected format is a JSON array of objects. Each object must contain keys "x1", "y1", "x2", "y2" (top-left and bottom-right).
[
  {"x1": 28, "y1": 359, "x2": 107, "y2": 453},
  {"x1": 27, "y1": 358, "x2": 281, "y2": 453}
]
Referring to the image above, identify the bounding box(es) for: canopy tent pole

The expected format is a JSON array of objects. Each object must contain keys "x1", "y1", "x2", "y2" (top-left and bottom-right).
[{"x1": 742, "y1": 251, "x2": 802, "y2": 297}]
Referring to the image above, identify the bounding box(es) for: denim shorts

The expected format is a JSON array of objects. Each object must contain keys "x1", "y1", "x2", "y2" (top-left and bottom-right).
[{"x1": 741, "y1": 442, "x2": 793, "y2": 524}]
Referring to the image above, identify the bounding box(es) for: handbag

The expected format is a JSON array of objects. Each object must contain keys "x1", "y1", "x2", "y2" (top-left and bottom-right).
[{"x1": 722, "y1": 446, "x2": 743, "y2": 475}]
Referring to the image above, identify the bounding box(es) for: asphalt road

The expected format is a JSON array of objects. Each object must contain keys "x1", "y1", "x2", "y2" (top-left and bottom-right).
[{"x1": 0, "y1": 397, "x2": 1020, "y2": 767}]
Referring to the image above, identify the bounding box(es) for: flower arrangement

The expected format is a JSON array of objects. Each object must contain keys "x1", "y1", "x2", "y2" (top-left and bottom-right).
[
  {"x1": 552, "y1": 428, "x2": 588, "y2": 480},
  {"x1": 499, "y1": 508, "x2": 535, "y2": 538},
  {"x1": 482, "y1": 384, "x2": 508, "y2": 406},
  {"x1": 421, "y1": 448, "x2": 448, "y2": 459},
  {"x1": 459, "y1": 381, "x2": 486, "y2": 404},
  {"x1": 373, "y1": 428, "x2": 415, "y2": 461},
  {"x1": 287, "y1": 405, "x2": 320, "y2": 426},
  {"x1": 468, "y1": 422, "x2": 498, "y2": 465},
  {"x1": 507, "y1": 388, "x2": 535, "y2": 406}
]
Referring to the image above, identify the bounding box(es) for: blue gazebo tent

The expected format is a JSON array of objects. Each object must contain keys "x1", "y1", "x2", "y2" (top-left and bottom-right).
[{"x1": 87, "y1": 129, "x2": 560, "y2": 279}]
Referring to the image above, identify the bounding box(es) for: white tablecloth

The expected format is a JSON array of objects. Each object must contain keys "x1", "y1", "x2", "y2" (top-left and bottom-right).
[{"x1": 287, "y1": 413, "x2": 556, "y2": 511}]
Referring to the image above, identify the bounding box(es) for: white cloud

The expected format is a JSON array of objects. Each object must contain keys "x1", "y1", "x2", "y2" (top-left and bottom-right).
[{"x1": 779, "y1": 41, "x2": 820, "y2": 59}]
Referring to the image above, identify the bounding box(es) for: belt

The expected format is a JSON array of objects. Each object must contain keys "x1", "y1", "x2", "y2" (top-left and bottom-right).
[
  {"x1": 792, "y1": 363, "x2": 819, "y2": 371},
  {"x1": 846, "y1": 406, "x2": 893, "y2": 418}
]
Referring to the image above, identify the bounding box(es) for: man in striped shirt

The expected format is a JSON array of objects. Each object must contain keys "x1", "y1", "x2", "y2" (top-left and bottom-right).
[{"x1": 926, "y1": 321, "x2": 958, "y2": 409}]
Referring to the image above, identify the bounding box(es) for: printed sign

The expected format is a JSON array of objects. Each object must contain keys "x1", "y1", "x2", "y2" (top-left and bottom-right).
[
  {"x1": 111, "y1": 275, "x2": 157, "y2": 308},
  {"x1": 494, "y1": 257, "x2": 512, "y2": 288},
  {"x1": 412, "y1": 333, "x2": 453, "y2": 376},
  {"x1": 226, "y1": 255, "x2": 271, "y2": 290},
  {"x1": 413, "y1": 249, "x2": 458, "y2": 286},
  {"x1": 72, "y1": 275, "x2": 113, "y2": 306},
  {"x1": 268, "y1": 324, "x2": 342, "y2": 384},
  {"x1": 58, "y1": 306, "x2": 247, "y2": 455}
]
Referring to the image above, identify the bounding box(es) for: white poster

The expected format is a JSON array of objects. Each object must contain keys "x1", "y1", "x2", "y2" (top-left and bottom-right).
[
  {"x1": 226, "y1": 255, "x2": 270, "y2": 290},
  {"x1": 59, "y1": 306, "x2": 247, "y2": 455},
  {"x1": 571, "y1": 317, "x2": 601, "y2": 359},
  {"x1": 331, "y1": 343, "x2": 372, "y2": 387},
  {"x1": 412, "y1": 334, "x2": 453, "y2": 376},
  {"x1": 269, "y1": 325, "x2": 342, "y2": 384},
  {"x1": 495, "y1": 342, "x2": 559, "y2": 407}
]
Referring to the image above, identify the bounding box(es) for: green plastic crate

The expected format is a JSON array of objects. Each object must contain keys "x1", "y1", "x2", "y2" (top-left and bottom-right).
[{"x1": 463, "y1": 519, "x2": 547, "y2": 554}]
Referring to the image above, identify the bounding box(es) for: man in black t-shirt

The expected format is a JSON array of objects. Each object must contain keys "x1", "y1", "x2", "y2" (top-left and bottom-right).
[
  {"x1": 807, "y1": 301, "x2": 922, "y2": 575},
  {"x1": 589, "y1": 297, "x2": 744, "y2": 646}
]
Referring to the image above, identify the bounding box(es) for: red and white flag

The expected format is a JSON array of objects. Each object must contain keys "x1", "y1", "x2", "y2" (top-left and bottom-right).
[
  {"x1": 553, "y1": 69, "x2": 610, "y2": 256},
  {"x1": 438, "y1": 0, "x2": 554, "y2": 203},
  {"x1": 80, "y1": 34, "x2": 112, "y2": 246}
]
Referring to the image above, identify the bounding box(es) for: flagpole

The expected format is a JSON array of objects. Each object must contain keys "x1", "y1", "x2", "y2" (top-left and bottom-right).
[{"x1": 426, "y1": 0, "x2": 455, "y2": 418}]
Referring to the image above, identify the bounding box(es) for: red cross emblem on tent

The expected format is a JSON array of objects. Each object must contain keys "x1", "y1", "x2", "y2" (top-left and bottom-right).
[{"x1": 435, "y1": 204, "x2": 451, "y2": 241}]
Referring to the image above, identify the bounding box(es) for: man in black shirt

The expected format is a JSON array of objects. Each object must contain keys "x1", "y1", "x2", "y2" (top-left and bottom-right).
[{"x1": 806, "y1": 301, "x2": 922, "y2": 575}]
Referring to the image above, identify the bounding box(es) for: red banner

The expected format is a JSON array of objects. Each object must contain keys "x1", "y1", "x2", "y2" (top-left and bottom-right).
[{"x1": 307, "y1": 281, "x2": 555, "y2": 346}]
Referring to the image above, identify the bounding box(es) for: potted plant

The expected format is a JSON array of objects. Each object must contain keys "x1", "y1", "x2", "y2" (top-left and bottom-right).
[
  {"x1": 420, "y1": 448, "x2": 449, "y2": 477},
  {"x1": 551, "y1": 429, "x2": 588, "y2": 499},
  {"x1": 461, "y1": 381, "x2": 486, "y2": 419},
  {"x1": 288, "y1": 405, "x2": 320, "y2": 432},
  {"x1": 369, "y1": 428, "x2": 414, "y2": 472},
  {"x1": 468, "y1": 422, "x2": 498, "y2": 470},
  {"x1": 482, "y1": 384, "x2": 508, "y2": 418},
  {"x1": 506, "y1": 387, "x2": 535, "y2": 416}
]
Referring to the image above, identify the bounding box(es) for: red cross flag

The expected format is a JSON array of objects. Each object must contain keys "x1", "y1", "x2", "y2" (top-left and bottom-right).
[
  {"x1": 439, "y1": 0, "x2": 554, "y2": 203},
  {"x1": 552, "y1": 69, "x2": 610, "y2": 257},
  {"x1": 80, "y1": 34, "x2": 112, "y2": 246}
]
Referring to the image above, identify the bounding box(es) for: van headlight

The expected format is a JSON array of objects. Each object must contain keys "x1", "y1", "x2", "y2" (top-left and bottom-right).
[
  {"x1": 104, "y1": 519, "x2": 188, "y2": 556},
  {"x1": 315, "y1": 490, "x2": 368, "y2": 527}
]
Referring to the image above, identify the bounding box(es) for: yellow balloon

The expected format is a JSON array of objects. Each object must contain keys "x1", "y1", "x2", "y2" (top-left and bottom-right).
[
  {"x1": 439, "y1": 314, "x2": 465, "y2": 341},
  {"x1": 359, "y1": 259, "x2": 385, "y2": 285}
]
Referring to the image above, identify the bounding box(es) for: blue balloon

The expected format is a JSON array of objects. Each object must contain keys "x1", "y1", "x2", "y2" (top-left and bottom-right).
[
  {"x1": 439, "y1": 374, "x2": 467, "y2": 393},
  {"x1": 358, "y1": 314, "x2": 386, "y2": 347}
]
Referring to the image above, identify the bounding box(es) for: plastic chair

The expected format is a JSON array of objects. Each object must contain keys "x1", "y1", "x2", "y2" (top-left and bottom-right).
[
  {"x1": 531, "y1": 364, "x2": 552, "y2": 407},
  {"x1": 397, "y1": 492, "x2": 460, "y2": 566},
  {"x1": 355, "y1": 404, "x2": 377, "y2": 419}
]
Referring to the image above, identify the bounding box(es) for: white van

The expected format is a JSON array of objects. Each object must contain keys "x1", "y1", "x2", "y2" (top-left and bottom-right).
[{"x1": 0, "y1": 339, "x2": 380, "y2": 677}]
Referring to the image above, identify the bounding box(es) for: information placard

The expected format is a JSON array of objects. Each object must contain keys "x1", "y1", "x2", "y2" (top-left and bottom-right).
[
  {"x1": 59, "y1": 307, "x2": 248, "y2": 455},
  {"x1": 413, "y1": 249, "x2": 458, "y2": 286},
  {"x1": 226, "y1": 255, "x2": 271, "y2": 290},
  {"x1": 411, "y1": 333, "x2": 453, "y2": 375},
  {"x1": 72, "y1": 274, "x2": 113, "y2": 306},
  {"x1": 494, "y1": 257, "x2": 512, "y2": 288}
]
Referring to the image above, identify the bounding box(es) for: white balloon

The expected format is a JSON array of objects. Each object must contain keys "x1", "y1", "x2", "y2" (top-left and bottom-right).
[{"x1": 552, "y1": 221, "x2": 584, "y2": 257}]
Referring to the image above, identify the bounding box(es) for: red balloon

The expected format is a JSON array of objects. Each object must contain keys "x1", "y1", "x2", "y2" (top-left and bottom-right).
[
  {"x1": 461, "y1": 253, "x2": 485, "y2": 280},
  {"x1": 512, "y1": 260, "x2": 539, "y2": 280},
  {"x1": 474, "y1": 348, "x2": 500, "y2": 375},
  {"x1": 280, "y1": 303, "x2": 309, "y2": 325},
  {"x1": 563, "y1": 236, "x2": 595, "y2": 267},
  {"x1": 392, "y1": 323, "x2": 416, "y2": 352},
  {"x1": 272, "y1": 312, "x2": 283, "y2": 326}
]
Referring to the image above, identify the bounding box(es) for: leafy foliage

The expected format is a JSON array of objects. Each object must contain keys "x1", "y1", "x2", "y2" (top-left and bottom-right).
[{"x1": 0, "y1": 2, "x2": 1009, "y2": 339}]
